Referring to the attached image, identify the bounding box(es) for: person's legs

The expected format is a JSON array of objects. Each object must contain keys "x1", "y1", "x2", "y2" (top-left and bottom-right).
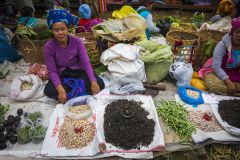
[{"x1": 204, "y1": 72, "x2": 228, "y2": 95}]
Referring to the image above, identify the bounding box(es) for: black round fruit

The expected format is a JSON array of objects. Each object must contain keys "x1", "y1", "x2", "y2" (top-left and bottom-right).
[
  {"x1": 7, "y1": 115, "x2": 15, "y2": 124},
  {"x1": 0, "y1": 143, "x2": 7, "y2": 150},
  {"x1": 9, "y1": 136, "x2": 17, "y2": 144},
  {"x1": 14, "y1": 116, "x2": 21, "y2": 122},
  {"x1": 6, "y1": 125, "x2": 13, "y2": 132},
  {"x1": 17, "y1": 109, "x2": 23, "y2": 116},
  {"x1": 3, "y1": 120, "x2": 9, "y2": 127},
  {"x1": 0, "y1": 135, "x2": 6, "y2": 143},
  {"x1": 5, "y1": 133, "x2": 12, "y2": 140},
  {"x1": 13, "y1": 121, "x2": 20, "y2": 128},
  {"x1": 0, "y1": 126, "x2": 4, "y2": 132}
]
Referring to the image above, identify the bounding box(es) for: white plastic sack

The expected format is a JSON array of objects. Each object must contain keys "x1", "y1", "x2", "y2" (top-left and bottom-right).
[
  {"x1": 100, "y1": 43, "x2": 146, "y2": 82},
  {"x1": 88, "y1": 95, "x2": 165, "y2": 153},
  {"x1": 211, "y1": 103, "x2": 240, "y2": 137},
  {"x1": 41, "y1": 104, "x2": 99, "y2": 156},
  {"x1": 169, "y1": 62, "x2": 193, "y2": 87},
  {"x1": 9, "y1": 74, "x2": 45, "y2": 101}
]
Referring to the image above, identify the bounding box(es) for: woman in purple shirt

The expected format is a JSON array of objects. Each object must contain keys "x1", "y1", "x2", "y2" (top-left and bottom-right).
[{"x1": 44, "y1": 9, "x2": 104, "y2": 103}]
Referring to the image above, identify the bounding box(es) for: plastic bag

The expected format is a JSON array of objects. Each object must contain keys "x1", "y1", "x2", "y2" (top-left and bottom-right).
[
  {"x1": 29, "y1": 125, "x2": 47, "y2": 144},
  {"x1": 64, "y1": 96, "x2": 92, "y2": 120},
  {"x1": 109, "y1": 77, "x2": 145, "y2": 95},
  {"x1": 169, "y1": 61, "x2": 193, "y2": 87},
  {"x1": 112, "y1": 5, "x2": 138, "y2": 19}
]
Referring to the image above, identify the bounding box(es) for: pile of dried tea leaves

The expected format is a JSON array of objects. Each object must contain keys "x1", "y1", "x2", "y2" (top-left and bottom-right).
[
  {"x1": 218, "y1": 99, "x2": 240, "y2": 128},
  {"x1": 104, "y1": 99, "x2": 155, "y2": 150}
]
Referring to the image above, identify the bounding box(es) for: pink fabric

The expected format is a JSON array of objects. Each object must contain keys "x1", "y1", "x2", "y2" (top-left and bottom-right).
[
  {"x1": 198, "y1": 58, "x2": 214, "y2": 79},
  {"x1": 198, "y1": 55, "x2": 240, "y2": 82},
  {"x1": 230, "y1": 17, "x2": 240, "y2": 35}
]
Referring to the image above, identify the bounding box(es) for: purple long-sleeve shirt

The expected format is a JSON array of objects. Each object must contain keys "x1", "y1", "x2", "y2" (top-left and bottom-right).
[{"x1": 44, "y1": 35, "x2": 96, "y2": 87}]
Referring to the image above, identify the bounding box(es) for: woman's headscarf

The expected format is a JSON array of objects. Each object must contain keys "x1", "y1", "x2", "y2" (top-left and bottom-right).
[
  {"x1": 47, "y1": 9, "x2": 74, "y2": 29},
  {"x1": 230, "y1": 17, "x2": 240, "y2": 35},
  {"x1": 79, "y1": 4, "x2": 92, "y2": 19}
]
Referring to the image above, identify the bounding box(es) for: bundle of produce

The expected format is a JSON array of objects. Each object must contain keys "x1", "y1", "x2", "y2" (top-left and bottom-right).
[
  {"x1": 0, "y1": 108, "x2": 24, "y2": 150},
  {"x1": 156, "y1": 100, "x2": 196, "y2": 142},
  {"x1": 17, "y1": 112, "x2": 47, "y2": 144}
]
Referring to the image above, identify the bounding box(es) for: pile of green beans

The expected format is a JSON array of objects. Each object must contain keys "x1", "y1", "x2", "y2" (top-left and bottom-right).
[{"x1": 156, "y1": 100, "x2": 196, "y2": 142}]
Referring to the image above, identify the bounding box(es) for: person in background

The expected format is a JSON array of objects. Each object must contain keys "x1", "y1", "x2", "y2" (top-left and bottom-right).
[
  {"x1": 18, "y1": 6, "x2": 38, "y2": 28},
  {"x1": 203, "y1": 18, "x2": 240, "y2": 96},
  {"x1": 210, "y1": 0, "x2": 237, "y2": 22},
  {"x1": 0, "y1": 24, "x2": 21, "y2": 63},
  {"x1": 44, "y1": 9, "x2": 105, "y2": 103},
  {"x1": 136, "y1": 0, "x2": 160, "y2": 40},
  {"x1": 77, "y1": 4, "x2": 103, "y2": 32}
]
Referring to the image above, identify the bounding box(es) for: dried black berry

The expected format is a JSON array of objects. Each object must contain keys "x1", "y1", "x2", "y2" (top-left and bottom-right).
[
  {"x1": 17, "y1": 109, "x2": 23, "y2": 116},
  {"x1": 0, "y1": 143, "x2": 7, "y2": 150},
  {"x1": 14, "y1": 116, "x2": 21, "y2": 122},
  {"x1": 9, "y1": 136, "x2": 17, "y2": 144}
]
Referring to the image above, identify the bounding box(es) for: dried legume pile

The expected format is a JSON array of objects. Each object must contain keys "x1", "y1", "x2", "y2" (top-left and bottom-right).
[
  {"x1": 104, "y1": 99, "x2": 155, "y2": 150},
  {"x1": 59, "y1": 118, "x2": 95, "y2": 149},
  {"x1": 156, "y1": 100, "x2": 196, "y2": 142},
  {"x1": 186, "y1": 89, "x2": 199, "y2": 99},
  {"x1": 188, "y1": 110, "x2": 223, "y2": 132},
  {"x1": 20, "y1": 82, "x2": 33, "y2": 91},
  {"x1": 68, "y1": 105, "x2": 90, "y2": 114},
  {"x1": 218, "y1": 100, "x2": 240, "y2": 128}
]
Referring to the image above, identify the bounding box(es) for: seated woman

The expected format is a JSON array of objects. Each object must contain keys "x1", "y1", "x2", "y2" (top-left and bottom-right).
[
  {"x1": 77, "y1": 4, "x2": 103, "y2": 32},
  {"x1": 44, "y1": 9, "x2": 105, "y2": 103},
  {"x1": 136, "y1": 0, "x2": 160, "y2": 40},
  {"x1": 203, "y1": 18, "x2": 240, "y2": 96}
]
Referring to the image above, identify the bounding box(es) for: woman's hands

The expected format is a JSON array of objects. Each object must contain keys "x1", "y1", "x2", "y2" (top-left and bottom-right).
[
  {"x1": 91, "y1": 81, "x2": 100, "y2": 95},
  {"x1": 56, "y1": 85, "x2": 67, "y2": 103},
  {"x1": 224, "y1": 79, "x2": 237, "y2": 95}
]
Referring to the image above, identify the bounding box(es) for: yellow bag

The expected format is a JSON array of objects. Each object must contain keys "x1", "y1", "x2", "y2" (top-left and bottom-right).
[
  {"x1": 112, "y1": 5, "x2": 138, "y2": 19},
  {"x1": 191, "y1": 72, "x2": 206, "y2": 91}
]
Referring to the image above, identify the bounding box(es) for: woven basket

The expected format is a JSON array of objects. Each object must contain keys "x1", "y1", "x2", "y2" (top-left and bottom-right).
[
  {"x1": 74, "y1": 32, "x2": 101, "y2": 67},
  {"x1": 166, "y1": 31, "x2": 200, "y2": 64},
  {"x1": 19, "y1": 38, "x2": 47, "y2": 64},
  {"x1": 194, "y1": 30, "x2": 226, "y2": 70}
]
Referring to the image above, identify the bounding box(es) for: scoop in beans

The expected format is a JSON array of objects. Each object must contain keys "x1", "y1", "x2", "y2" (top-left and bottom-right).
[{"x1": 186, "y1": 89, "x2": 199, "y2": 99}]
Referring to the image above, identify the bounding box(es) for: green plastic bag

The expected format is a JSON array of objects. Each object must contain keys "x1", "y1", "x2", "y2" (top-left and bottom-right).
[{"x1": 136, "y1": 40, "x2": 173, "y2": 83}]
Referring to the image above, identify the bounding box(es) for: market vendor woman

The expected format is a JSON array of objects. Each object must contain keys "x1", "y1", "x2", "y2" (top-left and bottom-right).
[
  {"x1": 44, "y1": 9, "x2": 104, "y2": 103},
  {"x1": 204, "y1": 17, "x2": 240, "y2": 96}
]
